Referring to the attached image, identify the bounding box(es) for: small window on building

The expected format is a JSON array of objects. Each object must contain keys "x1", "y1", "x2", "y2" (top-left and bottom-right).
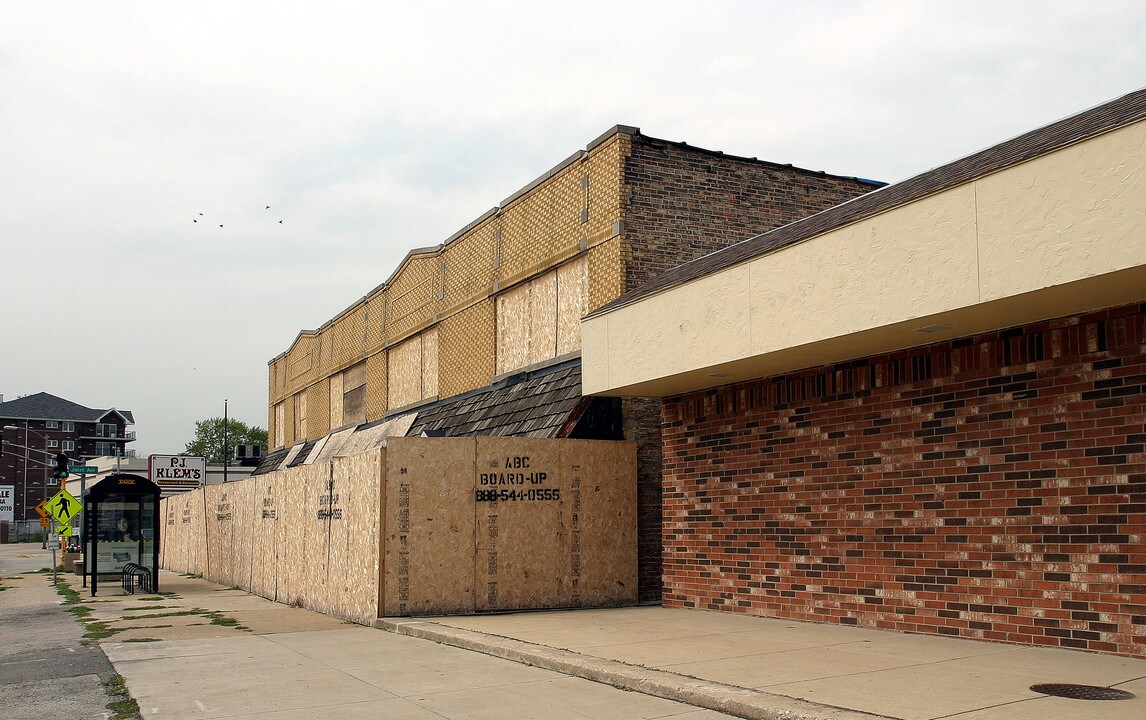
[
  {"x1": 47, "y1": 439, "x2": 59, "y2": 448},
  {"x1": 63, "y1": 440, "x2": 75, "y2": 452},
  {"x1": 62, "y1": 421, "x2": 74, "y2": 432},
  {"x1": 46, "y1": 420, "x2": 59, "y2": 429}
]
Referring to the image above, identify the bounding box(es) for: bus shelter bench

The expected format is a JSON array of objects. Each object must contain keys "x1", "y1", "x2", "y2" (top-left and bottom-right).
[{"x1": 121, "y1": 563, "x2": 151, "y2": 594}]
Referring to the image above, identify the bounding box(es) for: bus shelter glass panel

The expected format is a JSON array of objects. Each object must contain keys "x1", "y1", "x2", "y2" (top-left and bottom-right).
[{"x1": 90, "y1": 493, "x2": 156, "y2": 573}]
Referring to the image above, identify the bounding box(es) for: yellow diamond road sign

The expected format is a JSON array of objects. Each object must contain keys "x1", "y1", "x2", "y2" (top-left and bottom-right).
[{"x1": 44, "y1": 490, "x2": 81, "y2": 524}]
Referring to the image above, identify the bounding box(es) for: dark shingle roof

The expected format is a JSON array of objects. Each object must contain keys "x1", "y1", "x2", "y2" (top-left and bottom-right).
[
  {"x1": 406, "y1": 363, "x2": 583, "y2": 439},
  {"x1": 0, "y1": 392, "x2": 135, "y2": 424},
  {"x1": 588, "y1": 88, "x2": 1146, "y2": 319}
]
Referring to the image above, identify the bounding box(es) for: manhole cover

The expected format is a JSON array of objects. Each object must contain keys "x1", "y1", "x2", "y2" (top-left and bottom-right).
[{"x1": 1030, "y1": 683, "x2": 1135, "y2": 700}]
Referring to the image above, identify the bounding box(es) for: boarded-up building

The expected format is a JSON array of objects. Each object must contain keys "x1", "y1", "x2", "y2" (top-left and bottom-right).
[
  {"x1": 582, "y1": 90, "x2": 1146, "y2": 658},
  {"x1": 265, "y1": 126, "x2": 883, "y2": 600},
  {"x1": 162, "y1": 437, "x2": 636, "y2": 623}
]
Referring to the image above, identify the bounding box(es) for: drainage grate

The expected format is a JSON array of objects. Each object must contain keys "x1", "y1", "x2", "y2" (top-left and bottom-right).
[{"x1": 1030, "y1": 683, "x2": 1135, "y2": 701}]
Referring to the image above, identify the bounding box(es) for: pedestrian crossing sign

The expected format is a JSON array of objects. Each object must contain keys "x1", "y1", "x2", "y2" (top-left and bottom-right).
[{"x1": 45, "y1": 489, "x2": 81, "y2": 525}]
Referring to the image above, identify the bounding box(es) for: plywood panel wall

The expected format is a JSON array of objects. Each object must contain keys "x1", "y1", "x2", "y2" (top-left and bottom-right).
[
  {"x1": 203, "y1": 484, "x2": 234, "y2": 587},
  {"x1": 475, "y1": 437, "x2": 567, "y2": 610},
  {"x1": 247, "y1": 473, "x2": 280, "y2": 601},
  {"x1": 556, "y1": 257, "x2": 588, "y2": 356},
  {"x1": 326, "y1": 448, "x2": 382, "y2": 624},
  {"x1": 496, "y1": 283, "x2": 530, "y2": 375},
  {"x1": 382, "y1": 437, "x2": 475, "y2": 616},
  {"x1": 528, "y1": 271, "x2": 559, "y2": 365},
  {"x1": 562, "y1": 440, "x2": 637, "y2": 606},
  {"x1": 159, "y1": 438, "x2": 636, "y2": 622},
  {"x1": 387, "y1": 335, "x2": 422, "y2": 409}
]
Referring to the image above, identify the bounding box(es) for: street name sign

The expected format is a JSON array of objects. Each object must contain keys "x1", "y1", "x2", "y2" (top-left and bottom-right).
[{"x1": 68, "y1": 465, "x2": 98, "y2": 475}]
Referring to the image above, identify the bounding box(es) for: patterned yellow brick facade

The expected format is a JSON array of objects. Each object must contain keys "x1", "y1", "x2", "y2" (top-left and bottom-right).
[
  {"x1": 384, "y1": 252, "x2": 440, "y2": 343},
  {"x1": 442, "y1": 222, "x2": 497, "y2": 313},
  {"x1": 268, "y1": 128, "x2": 633, "y2": 449},
  {"x1": 438, "y1": 300, "x2": 496, "y2": 399},
  {"x1": 327, "y1": 303, "x2": 367, "y2": 373},
  {"x1": 587, "y1": 236, "x2": 626, "y2": 311},
  {"x1": 365, "y1": 352, "x2": 388, "y2": 423},
  {"x1": 362, "y1": 293, "x2": 386, "y2": 358}
]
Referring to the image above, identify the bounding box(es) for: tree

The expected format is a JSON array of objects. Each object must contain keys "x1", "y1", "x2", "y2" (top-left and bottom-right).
[{"x1": 184, "y1": 417, "x2": 268, "y2": 464}]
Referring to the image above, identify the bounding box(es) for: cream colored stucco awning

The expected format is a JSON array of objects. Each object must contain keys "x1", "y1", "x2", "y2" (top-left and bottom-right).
[{"x1": 583, "y1": 99, "x2": 1146, "y2": 398}]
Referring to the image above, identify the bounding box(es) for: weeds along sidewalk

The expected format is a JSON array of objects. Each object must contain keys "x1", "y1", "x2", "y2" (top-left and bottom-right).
[{"x1": 55, "y1": 569, "x2": 354, "y2": 643}]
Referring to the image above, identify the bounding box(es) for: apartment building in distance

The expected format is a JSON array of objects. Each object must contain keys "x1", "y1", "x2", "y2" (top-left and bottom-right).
[
  {"x1": 264, "y1": 125, "x2": 883, "y2": 600},
  {"x1": 1, "y1": 392, "x2": 135, "y2": 522}
]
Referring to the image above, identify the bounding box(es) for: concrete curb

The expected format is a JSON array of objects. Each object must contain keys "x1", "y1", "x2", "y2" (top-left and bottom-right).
[{"x1": 376, "y1": 618, "x2": 896, "y2": 720}]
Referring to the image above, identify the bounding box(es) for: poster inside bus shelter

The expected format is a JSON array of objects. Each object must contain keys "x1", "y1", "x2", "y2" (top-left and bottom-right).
[{"x1": 89, "y1": 497, "x2": 155, "y2": 572}]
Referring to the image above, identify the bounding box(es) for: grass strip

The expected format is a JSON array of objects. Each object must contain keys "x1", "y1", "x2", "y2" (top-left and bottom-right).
[{"x1": 103, "y1": 675, "x2": 141, "y2": 720}]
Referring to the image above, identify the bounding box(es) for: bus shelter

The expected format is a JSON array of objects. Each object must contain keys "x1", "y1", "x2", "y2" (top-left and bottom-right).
[{"x1": 83, "y1": 473, "x2": 160, "y2": 596}]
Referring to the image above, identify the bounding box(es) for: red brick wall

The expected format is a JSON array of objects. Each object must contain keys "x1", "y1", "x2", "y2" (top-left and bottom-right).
[
  {"x1": 623, "y1": 136, "x2": 883, "y2": 292},
  {"x1": 661, "y1": 303, "x2": 1145, "y2": 658},
  {"x1": 624, "y1": 138, "x2": 882, "y2": 602}
]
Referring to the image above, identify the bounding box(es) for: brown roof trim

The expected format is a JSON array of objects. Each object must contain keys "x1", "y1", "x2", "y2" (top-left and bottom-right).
[{"x1": 587, "y1": 88, "x2": 1146, "y2": 320}]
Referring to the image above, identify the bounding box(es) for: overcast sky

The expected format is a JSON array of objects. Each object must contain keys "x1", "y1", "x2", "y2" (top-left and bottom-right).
[{"x1": 2, "y1": 1, "x2": 1144, "y2": 457}]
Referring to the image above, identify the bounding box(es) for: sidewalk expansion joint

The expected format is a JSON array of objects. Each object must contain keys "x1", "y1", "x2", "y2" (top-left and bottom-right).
[{"x1": 375, "y1": 618, "x2": 898, "y2": 720}]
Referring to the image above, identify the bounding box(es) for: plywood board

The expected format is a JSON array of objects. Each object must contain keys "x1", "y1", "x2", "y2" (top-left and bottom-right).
[
  {"x1": 156, "y1": 438, "x2": 636, "y2": 621},
  {"x1": 556, "y1": 257, "x2": 588, "y2": 356},
  {"x1": 388, "y1": 334, "x2": 422, "y2": 409},
  {"x1": 475, "y1": 437, "x2": 567, "y2": 611},
  {"x1": 496, "y1": 283, "x2": 530, "y2": 375},
  {"x1": 382, "y1": 437, "x2": 475, "y2": 616},
  {"x1": 277, "y1": 464, "x2": 309, "y2": 606},
  {"x1": 528, "y1": 270, "x2": 558, "y2": 365},
  {"x1": 329, "y1": 371, "x2": 344, "y2": 429},
  {"x1": 229, "y1": 479, "x2": 257, "y2": 591},
  {"x1": 561, "y1": 440, "x2": 638, "y2": 606},
  {"x1": 299, "y1": 463, "x2": 332, "y2": 611},
  {"x1": 203, "y1": 484, "x2": 234, "y2": 587},
  {"x1": 248, "y1": 473, "x2": 280, "y2": 601},
  {"x1": 312, "y1": 426, "x2": 358, "y2": 464},
  {"x1": 326, "y1": 449, "x2": 382, "y2": 624}
]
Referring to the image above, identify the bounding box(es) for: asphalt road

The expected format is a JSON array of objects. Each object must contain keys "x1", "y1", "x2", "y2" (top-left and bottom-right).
[{"x1": 1, "y1": 543, "x2": 121, "y2": 720}]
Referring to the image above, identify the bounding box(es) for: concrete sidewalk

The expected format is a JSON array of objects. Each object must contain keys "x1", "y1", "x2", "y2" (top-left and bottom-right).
[
  {"x1": 46, "y1": 564, "x2": 1146, "y2": 720},
  {"x1": 397, "y1": 608, "x2": 1146, "y2": 720}
]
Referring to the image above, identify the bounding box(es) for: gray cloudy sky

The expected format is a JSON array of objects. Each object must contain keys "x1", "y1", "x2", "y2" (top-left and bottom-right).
[{"x1": 2, "y1": 1, "x2": 1144, "y2": 457}]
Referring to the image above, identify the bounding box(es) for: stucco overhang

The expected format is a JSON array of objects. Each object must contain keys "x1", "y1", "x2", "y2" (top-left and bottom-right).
[{"x1": 583, "y1": 115, "x2": 1146, "y2": 398}]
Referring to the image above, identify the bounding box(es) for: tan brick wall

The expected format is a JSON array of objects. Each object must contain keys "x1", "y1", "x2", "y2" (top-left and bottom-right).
[
  {"x1": 385, "y1": 253, "x2": 440, "y2": 343},
  {"x1": 438, "y1": 300, "x2": 496, "y2": 399},
  {"x1": 327, "y1": 304, "x2": 367, "y2": 375},
  {"x1": 365, "y1": 352, "x2": 388, "y2": 422},
  {"x1": 587, "y1": 236, "x2": 626, "y2": 311},
  {"x1": 268, "y1": 130, "x2": 631, "y2": 447}
]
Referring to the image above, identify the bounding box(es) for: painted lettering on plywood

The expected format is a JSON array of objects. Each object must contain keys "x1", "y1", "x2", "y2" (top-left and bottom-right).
[
  {"x1": 476, "y1": 456, "x2": 559, "y2": 503},
  {"x1": 216, "y1": 492, "x2": 232, "y2": 521}
]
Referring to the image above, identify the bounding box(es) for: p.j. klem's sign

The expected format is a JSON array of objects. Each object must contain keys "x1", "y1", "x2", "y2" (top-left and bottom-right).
[{"x1": 149, "y1": 455, "x2": 206, "y2": 492}]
